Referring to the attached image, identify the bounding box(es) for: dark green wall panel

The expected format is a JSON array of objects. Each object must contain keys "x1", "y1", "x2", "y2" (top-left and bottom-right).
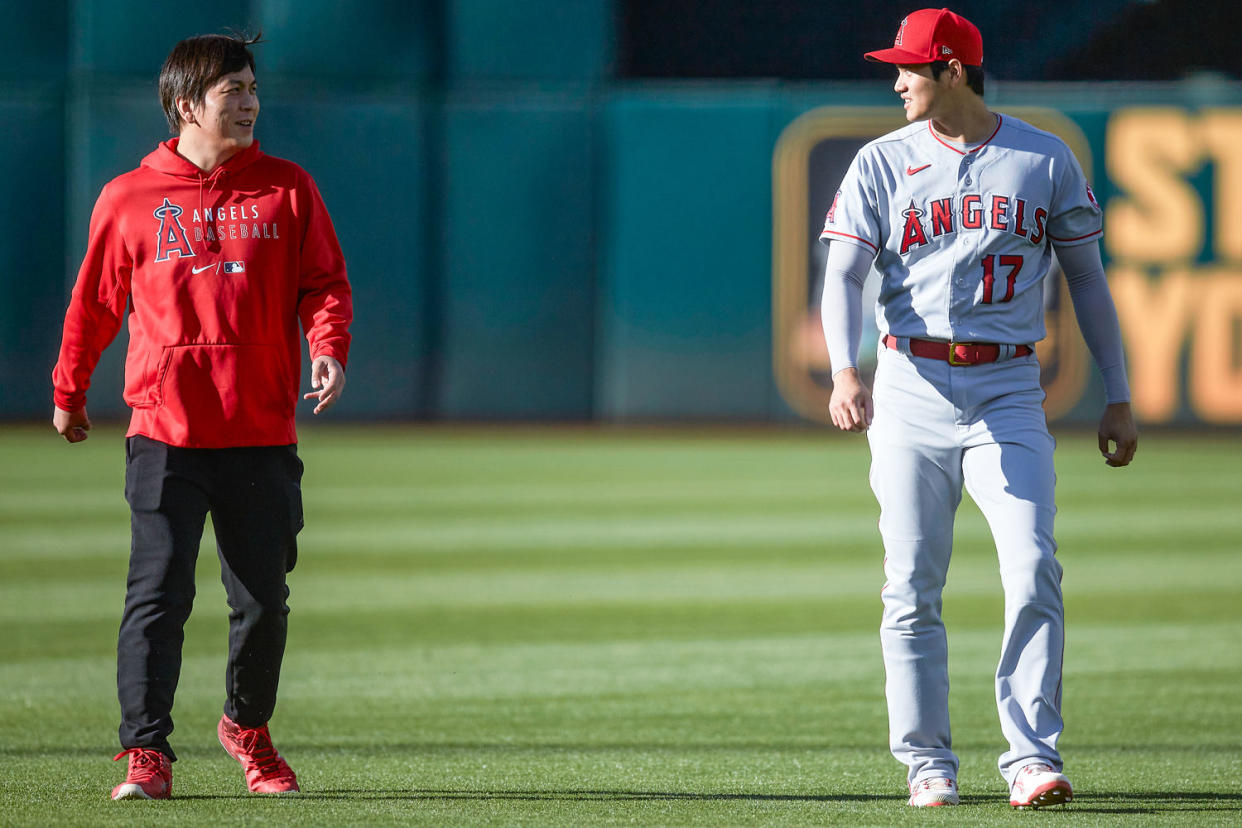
[
  {"x1": 439, "y1": 92, "x2": 595, "y2": 418},
  {"x1": 261, "y1": 96, "x2": 430, "y2": 417},
  {"x1": 448, "y1": 0, "x2": 611, "y2": 81},
  {"x1": 597, "y1": 87, "x2": 778, "y2": 420},
  {"x1": 72, "y1": 0, "x2": 253, "y2": 75},
  {"x1": 1, "y1": 2, "x2": 68, "y2": 79},
  {"x1": 0, "y1": 98, "x2": 66, "y2": 415},
  {"x1": 258, "y1": 0, "x2": 437, "y2": 80},
  {"x1": 71, "y1": 0, "x2": 435, "y2": 81}
]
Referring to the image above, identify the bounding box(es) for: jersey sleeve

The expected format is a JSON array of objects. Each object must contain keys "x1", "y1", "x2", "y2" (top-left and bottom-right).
[
  {"x1": 1055, "y1": 241, "x2": 1131, "y2": 404},
  {"x1": 820, "y1": 237, "x2": 873, "y2": 374},
  {"x1": 819, "y1": 151, "x2": 881, "y2": 255},
  {"x1": 1045, "y1": 144, "x2": 1103, "y2": 247}
]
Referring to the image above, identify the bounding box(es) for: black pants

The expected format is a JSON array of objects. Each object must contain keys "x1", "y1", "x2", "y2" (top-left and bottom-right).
[{"x1": 118, "y1": 435, "x2": 303, "y2": 760}]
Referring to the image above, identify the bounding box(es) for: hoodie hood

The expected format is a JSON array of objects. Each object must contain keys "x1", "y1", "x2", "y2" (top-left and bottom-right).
[
  {"x1": 141, "y1": 138, "x2": 264, "y2": 179},
  {"x1": 139, "y1": 139, "x2": 266, "y2": 255}
]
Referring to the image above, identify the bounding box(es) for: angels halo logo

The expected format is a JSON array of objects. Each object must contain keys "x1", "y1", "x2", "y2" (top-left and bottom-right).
[
  {"x1": 895, "y1": 16, "x2": 909, "y2": 46},
  {"x1": 153, "y1": 198, "x2": 195, "y2": 262}
]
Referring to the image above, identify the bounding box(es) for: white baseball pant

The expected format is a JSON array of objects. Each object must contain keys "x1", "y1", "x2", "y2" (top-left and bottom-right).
[{"x1": 866, "y1": 343, "x2": 1065, "y2": 788}]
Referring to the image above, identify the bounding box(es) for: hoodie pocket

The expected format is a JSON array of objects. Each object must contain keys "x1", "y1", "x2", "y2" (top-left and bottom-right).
[
  {"x1": 156, "y1": 343, "x2": 294, "y2": 425},
  {"x1": 123, "y1": 348, "x2": 158, "y2": 408}
]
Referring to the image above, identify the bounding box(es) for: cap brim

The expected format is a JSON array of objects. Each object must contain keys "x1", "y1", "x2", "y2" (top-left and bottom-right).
[{"x1": 863, "y1": 47, "x2": 933, "y2": 64}]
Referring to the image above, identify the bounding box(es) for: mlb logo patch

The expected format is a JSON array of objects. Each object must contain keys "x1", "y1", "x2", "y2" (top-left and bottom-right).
[{"x1": 223, "y1": 261, "x2": 245, "y2": 274}]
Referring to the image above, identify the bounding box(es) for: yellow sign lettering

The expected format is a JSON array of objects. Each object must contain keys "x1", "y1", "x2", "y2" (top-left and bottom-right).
[
  {"x1": 1105, "y1": 109, "x2": 1202, "y2": 264},
  {"x1": 1108, "y1": 266, "x2": 1195, "y2": 421},
  {"x1": 1200, "y1": 110, "x2": 1242, "y2": 263},
  {"x1": 1190, "y1": 267, "x2": 1242, "y2": 421}
]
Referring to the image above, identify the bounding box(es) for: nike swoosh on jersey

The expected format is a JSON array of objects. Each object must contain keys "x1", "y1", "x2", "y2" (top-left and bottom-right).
[
  {"x1": 906, "y1": 164, "x2": 932, "y2": 175},
  {"x1": 191, "y1": 263, "x2": 217, "y2": 274}
]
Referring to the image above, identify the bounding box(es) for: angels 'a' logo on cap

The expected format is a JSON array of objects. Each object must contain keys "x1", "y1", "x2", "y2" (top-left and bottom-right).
[{"x1": 894, "y1": 16, "x2": 909, "y2": 46}]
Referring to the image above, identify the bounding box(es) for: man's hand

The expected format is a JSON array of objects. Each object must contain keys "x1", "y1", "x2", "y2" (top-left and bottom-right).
[
  {"x1": 53, "y1": 406, "x2": 92, "y2": 443},
  {"x1": 304, "y1": 355, "x2": 346, "y2": 415},
  {"x1": 1098, "y1": 401, "x2": 1138, "y2": 467},
  {"x1": 829, "y1": 368, "x2": 874, "y2": 433}
]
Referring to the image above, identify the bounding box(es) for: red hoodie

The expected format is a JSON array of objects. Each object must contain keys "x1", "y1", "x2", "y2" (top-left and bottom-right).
[{"x1": 53, "y1": 139, "x2": 352, "y2": 448}]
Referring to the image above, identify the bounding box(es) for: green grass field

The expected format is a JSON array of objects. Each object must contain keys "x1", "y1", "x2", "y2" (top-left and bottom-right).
[{"x1": 2, "y1": 423, "x2": 1240, "y2": 826}]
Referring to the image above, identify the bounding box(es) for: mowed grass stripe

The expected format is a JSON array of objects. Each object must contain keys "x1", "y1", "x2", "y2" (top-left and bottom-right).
[
  {"x1": 0, "y1": 480, "x2": 871, "y2": 525},
  {"x1": 5, "y1": 621, "x2": 1228, "y2": 703},
  {"x1": 6, "y1": 503, "x2": 1242, "y2": 565},
  {"x1": 6, "y1": 582, "x2": 1240, "y2": 661},
  {"x1": 7, "y1": 540, "x2": 1241, "y2": 628}
]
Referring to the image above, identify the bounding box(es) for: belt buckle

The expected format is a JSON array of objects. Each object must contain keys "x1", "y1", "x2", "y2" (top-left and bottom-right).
[{"x1": 947, "y1": 341, "x2": 969, "y2": 366}]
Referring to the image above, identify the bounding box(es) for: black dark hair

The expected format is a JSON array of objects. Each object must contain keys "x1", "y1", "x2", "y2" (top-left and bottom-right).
[
  {"x1": 158, "y1": 31, "x2": 262, "y2": 134},
  {"x1": 930, "y1": 60, "x2": 985, "y2": 96}
]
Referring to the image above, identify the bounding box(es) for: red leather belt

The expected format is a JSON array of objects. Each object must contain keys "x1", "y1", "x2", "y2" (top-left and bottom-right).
[{"x1": 883, "y1": 334, "x2": 1033, "y2": 366}]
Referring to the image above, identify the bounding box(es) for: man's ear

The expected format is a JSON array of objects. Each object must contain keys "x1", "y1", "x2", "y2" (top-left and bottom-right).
[
  {"x1": 175, "y1": 96, "x2": 197, "y2": 128},
  {"x1": 946, "y1": 59, "x2": 966, "y2": 87}
]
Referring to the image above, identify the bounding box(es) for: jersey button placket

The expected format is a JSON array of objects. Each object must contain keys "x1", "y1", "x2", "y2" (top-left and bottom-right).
[
  {"x1": 950, "y1": 154, "x2": 974, "y2": 333},
  {"x1": 949, "y1": 147, "x2": 971, "y2": 423}
]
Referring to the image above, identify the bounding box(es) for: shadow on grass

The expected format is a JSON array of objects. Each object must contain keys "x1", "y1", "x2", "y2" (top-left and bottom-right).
[
  {"x1": 281, "y1": 789, "x2": 907, "y2": 803},
  {"x1": 194, "y1": 789, "x2": 1242, "y2": 814},
  {"x1": 9, "y1": 741, "x2": 1242, "y2": 758},
  {"x1": 1054, "y1": 791, "x2": 1242, "y2": 816},
  {"x1": 0, "y1": 743, "x2": 881, "y2": 758},
  {"x1": 192, "y1": 789, "x2": 1242, "y2": 811},
  {"x1": 160, "y1": 789, "x2": 903, "y2": 804}
]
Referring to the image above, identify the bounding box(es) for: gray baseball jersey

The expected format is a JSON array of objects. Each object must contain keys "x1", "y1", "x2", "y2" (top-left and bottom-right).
[{"x1": 821, "y1": 114, "x2": 1102, "y2": 345}]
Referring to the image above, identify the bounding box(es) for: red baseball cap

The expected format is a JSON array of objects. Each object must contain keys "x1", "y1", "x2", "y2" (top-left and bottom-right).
[{"x1": 864, "y1": 8, "x2": 983, "y2": 67}]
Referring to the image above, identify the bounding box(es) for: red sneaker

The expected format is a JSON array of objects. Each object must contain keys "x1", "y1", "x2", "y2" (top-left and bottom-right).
[
  {"x1": 217, "y1": 714, "x2": 300, "y2": 794},
  {"x1": 111, "y1": 748, "x2": 172, "y2": 800}
]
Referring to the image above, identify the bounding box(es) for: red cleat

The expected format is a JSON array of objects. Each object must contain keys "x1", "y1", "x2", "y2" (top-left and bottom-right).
[
  {"x1": 217, "y1": 714, "x2": 300, "y2": 794},
  {"x1": 111, "y1": 747, "x2": 172, "y2": 800}
]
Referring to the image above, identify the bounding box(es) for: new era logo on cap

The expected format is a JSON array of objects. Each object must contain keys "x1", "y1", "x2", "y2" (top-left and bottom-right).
[{"x1": 864, "y1": 8, "x2": 983, "y2": 67}]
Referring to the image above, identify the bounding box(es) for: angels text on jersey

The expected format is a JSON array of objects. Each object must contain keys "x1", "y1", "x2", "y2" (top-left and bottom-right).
[{"x1": 894, "y1": 192, "x2": 1048, "y2": 256}]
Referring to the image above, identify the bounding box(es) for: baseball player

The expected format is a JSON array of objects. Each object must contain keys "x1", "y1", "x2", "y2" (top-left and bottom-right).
[
  {"x1": 818, "y1": 8, "x2": 1138, "y2": 809},
  {"x1": 52, "y1": 32, "x2": 353, "y2": 800}
]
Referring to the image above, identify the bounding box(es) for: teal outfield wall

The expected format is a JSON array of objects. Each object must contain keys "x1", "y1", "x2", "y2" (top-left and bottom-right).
[{"x1": 8, "y1": 2, "x2": 1242, "y2": 424}]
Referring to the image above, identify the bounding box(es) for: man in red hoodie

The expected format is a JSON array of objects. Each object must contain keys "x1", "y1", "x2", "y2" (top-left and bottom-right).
[{"x1": 52, "y1": 32, "x2": 353, "y2": 800}]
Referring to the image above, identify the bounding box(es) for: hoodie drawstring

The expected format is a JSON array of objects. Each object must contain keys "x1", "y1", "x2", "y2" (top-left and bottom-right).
[{"x1": 199, "y1": 167, "x2": 226, "y2": 254}]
